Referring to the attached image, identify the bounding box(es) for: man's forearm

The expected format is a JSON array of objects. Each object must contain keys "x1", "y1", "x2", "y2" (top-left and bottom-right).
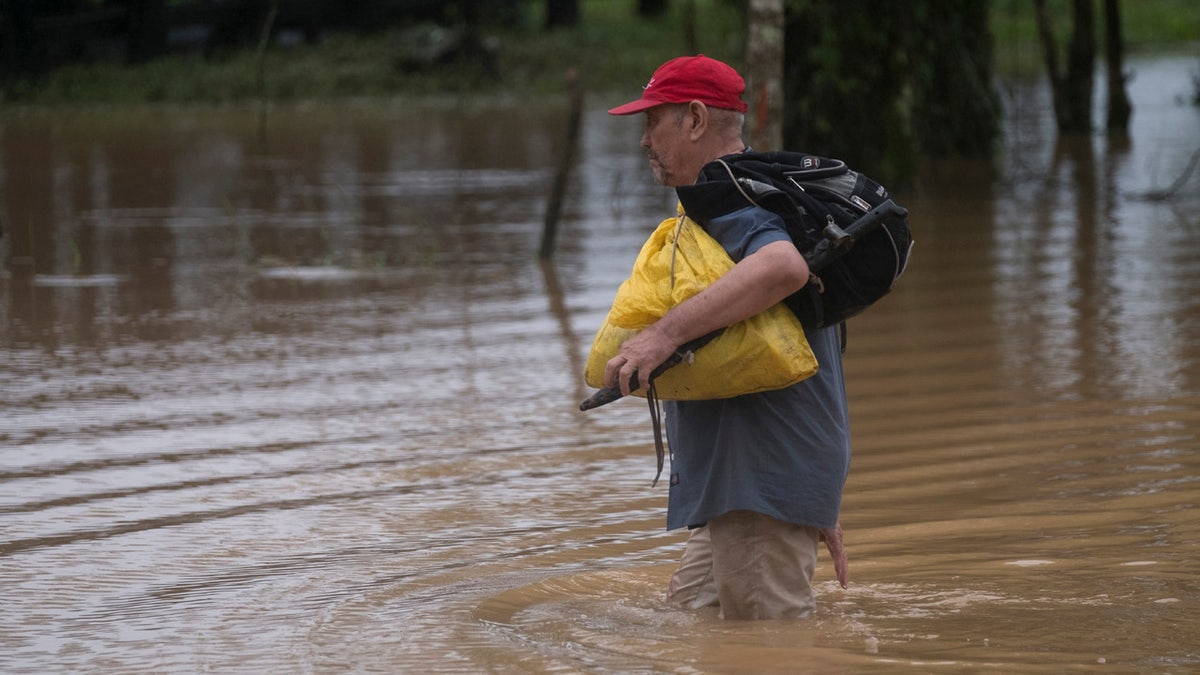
[
  {"x1": 606, "y1": 239, "x2": 808, "y2": 394},
  {"x1": 652, "y1": 240, "x2": 808, "y2": 346}
]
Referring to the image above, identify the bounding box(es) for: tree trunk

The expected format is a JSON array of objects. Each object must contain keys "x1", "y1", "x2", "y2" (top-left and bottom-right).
[
  {"x1": 682, "y1": 0, "x2": 696, "y2": 54},
  {"x1": 127, "y1": 0, "x2": 167, "y2": 64},
  {"x1": 782, "y1": 0, "x2": 998, "y2": 185},
  {"x1": 637, "y1": 0, "x2": 669, "y2": 18},
  {"x1": 545, "y1": 0, "x2": 579, "y2": 29},
  {"x1": 1033, "y1": 0, "x2": 1067, "y2": 129},
  {"x1": 1103, "y1": 0, "x2": 1132, "y2": 133},
  {"x1": 783, "y1": 0, "x2": 912, "y2": 179},
  {"x1": 1064, "y1": 0, "x2": 1096, "y2": 132},
  {"x1": 744, "y1": 0, "x2": 784, "y2": 151},
  {"x1": 909, "y1": 0, "x2": 1000, "y2": 159},
  {"x1": 1034, "y1": 0, "x2": 1095, "y2": 134},
  {"x1": 0, "y1": 0, "x2": 45, "y2": 83}
]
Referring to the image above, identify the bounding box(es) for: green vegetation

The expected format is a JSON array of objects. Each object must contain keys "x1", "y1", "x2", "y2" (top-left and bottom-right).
[
  {"x1": 990, "y1": 0, "x2": 1200, "y2": 76},
  {"x1": 3, "y1": 0, "x2": 1196, "y2": 106}
]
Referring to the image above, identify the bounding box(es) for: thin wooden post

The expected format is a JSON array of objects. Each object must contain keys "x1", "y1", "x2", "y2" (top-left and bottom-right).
[
  {"x1": 255, "y1": 0, "x2": 279, "y2": 147},
  {"x1": 539, "y1": 68, "x2": 583, "y2": 261}
]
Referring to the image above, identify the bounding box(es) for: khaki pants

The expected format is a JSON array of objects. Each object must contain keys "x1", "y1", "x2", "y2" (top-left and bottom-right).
[{"x1": 665, "y1": 510, "x2": 818, "y2": 620}]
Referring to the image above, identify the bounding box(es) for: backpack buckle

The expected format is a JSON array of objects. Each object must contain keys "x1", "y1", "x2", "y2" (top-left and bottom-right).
[{"x1": 822, "y1": 214, "x2": 853, "y2": 249}]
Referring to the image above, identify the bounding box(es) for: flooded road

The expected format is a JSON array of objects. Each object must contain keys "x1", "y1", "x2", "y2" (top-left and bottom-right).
[{"x1": 2, "y1": 56, "x2": 1198, "y2": 673}]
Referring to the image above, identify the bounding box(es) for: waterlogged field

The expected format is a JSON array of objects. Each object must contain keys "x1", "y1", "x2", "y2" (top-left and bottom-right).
[{"x1": 1, "y1": 56, "x2": 1198, "y2": 672}]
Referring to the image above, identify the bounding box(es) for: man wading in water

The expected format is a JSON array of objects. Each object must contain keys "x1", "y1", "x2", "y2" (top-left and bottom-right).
[{"x1": 605, "y1": 55, "x2": 848, "y2": 619}]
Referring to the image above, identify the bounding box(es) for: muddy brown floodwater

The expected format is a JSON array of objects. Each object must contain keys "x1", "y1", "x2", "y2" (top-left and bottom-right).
[{"x1": 2, "y1": 55, "x2": 1198, "y2": 673}]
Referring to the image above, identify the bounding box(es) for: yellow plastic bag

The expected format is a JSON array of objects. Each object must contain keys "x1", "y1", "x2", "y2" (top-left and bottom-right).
[{"x1": 584, "y1": 212, "x2": 818, "y2": 400}]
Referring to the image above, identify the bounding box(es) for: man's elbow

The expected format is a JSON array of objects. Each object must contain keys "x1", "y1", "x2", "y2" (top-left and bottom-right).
[
  {"x1": 782, "y1": 256, "x2": 810, "y2": 292},
  {"x1": 765, "y1": 243, "x2": 810, "y2": 294}
]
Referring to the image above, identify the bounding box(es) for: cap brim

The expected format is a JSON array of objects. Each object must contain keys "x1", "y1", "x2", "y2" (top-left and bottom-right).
[{"x1": 607, "y1": 98, "x2": 668, "y2": 116}]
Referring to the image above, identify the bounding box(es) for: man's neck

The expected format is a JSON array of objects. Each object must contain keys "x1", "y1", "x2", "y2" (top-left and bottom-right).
[{"x1": 709, "y1": 140, "x2": 748, "y2": 163}]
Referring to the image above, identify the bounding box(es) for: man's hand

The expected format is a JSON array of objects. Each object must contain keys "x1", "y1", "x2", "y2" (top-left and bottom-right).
[
  {"x1": 818, "y1": 523, "x2": 848, "y2": 589},
  {"x1": 604, "y1": 325, "x2": 679, "y2": 396}
]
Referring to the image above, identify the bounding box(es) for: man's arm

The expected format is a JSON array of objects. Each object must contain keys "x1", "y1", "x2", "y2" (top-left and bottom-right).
[{"x1": 604, "y1": 239, "x2": 809, "y2": 395}]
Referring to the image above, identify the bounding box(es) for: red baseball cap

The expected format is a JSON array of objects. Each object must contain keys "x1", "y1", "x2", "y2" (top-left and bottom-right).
[{"x1": 608, "y1": 55, "x2": 748, "y2": 116}]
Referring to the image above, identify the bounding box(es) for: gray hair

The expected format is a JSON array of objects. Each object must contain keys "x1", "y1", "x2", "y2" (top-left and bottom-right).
[{"x1": 710, "y1": 108, "x2": 746, "y2": 134}]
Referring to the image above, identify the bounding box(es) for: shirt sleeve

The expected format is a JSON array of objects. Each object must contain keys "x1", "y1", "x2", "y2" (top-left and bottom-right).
[{"x1": 700, "y1": 205, "x2": 792, "y2": 263}]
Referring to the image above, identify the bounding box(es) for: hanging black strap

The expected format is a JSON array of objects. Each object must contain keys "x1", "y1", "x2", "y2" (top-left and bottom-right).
[{"x1": 646, "y1": 377, "x2": 666, "y2": 487}]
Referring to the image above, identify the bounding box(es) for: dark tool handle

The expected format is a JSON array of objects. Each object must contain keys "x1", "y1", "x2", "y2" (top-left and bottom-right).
[
  {"x1": 579, "y1": 328, "x2": 724, "y2": 411},
  {"x1": 805, "y1": 199, "x2": 908, "y2": 272}
]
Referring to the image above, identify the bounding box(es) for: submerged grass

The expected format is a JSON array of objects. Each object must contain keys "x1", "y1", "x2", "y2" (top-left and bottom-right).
[{"x1": 3, "y1": 0, "x2": 1196, "y2": 106}]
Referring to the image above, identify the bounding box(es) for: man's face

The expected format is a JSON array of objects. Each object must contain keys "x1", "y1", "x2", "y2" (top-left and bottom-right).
[{"x1": 640, "y1": 104, "x2": 694, "y2": 187}]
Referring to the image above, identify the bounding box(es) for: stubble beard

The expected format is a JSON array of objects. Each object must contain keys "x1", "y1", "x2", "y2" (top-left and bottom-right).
[{"x1": 646, "y1": 151, "x2": 669, "y2": 185}]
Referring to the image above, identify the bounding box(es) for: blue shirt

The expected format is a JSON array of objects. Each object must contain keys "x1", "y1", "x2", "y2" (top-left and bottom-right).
[{"x1": 664, "y1": 205, "x2": 851, "y2": 530}]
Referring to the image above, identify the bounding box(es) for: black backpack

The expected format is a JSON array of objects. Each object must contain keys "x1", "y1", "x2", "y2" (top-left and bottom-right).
[{"x1": 676, "y1": 150, "x2": 913, "y2": 331}]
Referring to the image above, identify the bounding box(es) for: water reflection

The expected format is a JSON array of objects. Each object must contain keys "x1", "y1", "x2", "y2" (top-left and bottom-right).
[
  {"x1": 993, "y1": 56, "x2": 1200, "y2": 402},
  {"x1": 1, "y1": 56, "x2": 1198, "y2": 673}
]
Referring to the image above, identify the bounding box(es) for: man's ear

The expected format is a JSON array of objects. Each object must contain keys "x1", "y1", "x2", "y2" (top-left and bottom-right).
[{"x1": 687, "y1": 100, "x2": 709, "y2": 140}]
